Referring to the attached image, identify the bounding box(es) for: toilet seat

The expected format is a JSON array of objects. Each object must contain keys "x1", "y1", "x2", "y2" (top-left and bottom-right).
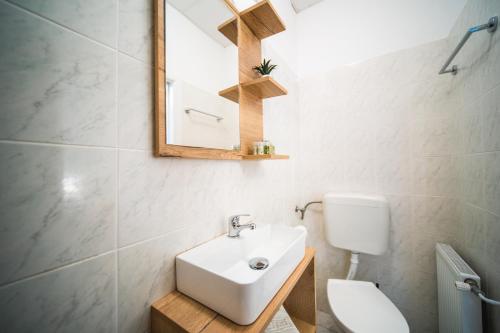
[{"x1": 327, "y1": 279, "x2": 409, "y2": 333}]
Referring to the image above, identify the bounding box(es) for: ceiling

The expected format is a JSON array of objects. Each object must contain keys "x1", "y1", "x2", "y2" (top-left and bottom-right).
[
  {"x1": 165, "y1": 0, "x2": 327, "y2": 47},
  {"x1": 167, "y1": 0, "x2": 235, "y2": 47},
  {"x1": 290, "y1": 0, "x2": 324, "y2": 13}
]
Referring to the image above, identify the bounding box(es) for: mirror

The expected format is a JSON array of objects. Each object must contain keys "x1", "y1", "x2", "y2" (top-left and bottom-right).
[
  {"x1": 163, "y1": 0, "x2": 239, "y2": 151},
  {"x1": 230, "y1": 0, "x2": 257, "y2": 12}
]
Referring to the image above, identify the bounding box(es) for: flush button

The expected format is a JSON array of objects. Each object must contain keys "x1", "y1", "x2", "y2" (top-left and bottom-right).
[{"x1": 249, "y1": 257, "x2": 269, "y2": 270}]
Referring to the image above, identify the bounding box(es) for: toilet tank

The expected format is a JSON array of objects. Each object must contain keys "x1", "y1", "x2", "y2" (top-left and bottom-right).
[{"x1": 323, "y1": 193, "x2": 389, "y2": 255}]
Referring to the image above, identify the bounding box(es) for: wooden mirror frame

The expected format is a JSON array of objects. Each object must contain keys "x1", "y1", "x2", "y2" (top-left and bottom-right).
[
  {"x1": 154, "y1": 0, "x2": 288, "y2": 160},
  {"x1": 153, "y1": 0, "x2": 241, "y2": 160}
]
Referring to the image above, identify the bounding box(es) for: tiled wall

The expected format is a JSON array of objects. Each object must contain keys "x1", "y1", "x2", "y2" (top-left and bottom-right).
[
  {"x1": 0, "y1": 1, "x2": 299, "y2": 332},
  {"x1": 299, "y1": 0, "x2": 500, "y2": 332},
  {"x1": 298, "y1": 39, "x2": 460, "y2": 332},
  {"x1": 451, "y1": 0, "x2": 500, "y2": 331},
  {"x1": 1, "y1": 0, "x2": 499, "y2": 332}
]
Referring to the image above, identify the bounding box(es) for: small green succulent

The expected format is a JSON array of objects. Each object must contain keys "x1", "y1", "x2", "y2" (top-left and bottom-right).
[{"x1": 253, "y1": 58, "x2": 277, "y2": 76}]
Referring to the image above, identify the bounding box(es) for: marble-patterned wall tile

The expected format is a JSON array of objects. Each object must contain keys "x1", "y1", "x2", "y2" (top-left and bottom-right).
[
  {"x1": 342, "y1": 108, "x2": 377, "y2": 195},
  {"x1": 483, "y1": 152, "x2": 500, "y2": 216},
  {"x1": 298, "y1": 37, "x2": 458, "y2": 326},
  {"x1": 379, "y1": 196, "x2": 414, "y2": 310},
  {"x1": 118, "y1": 228, "x2": 191, "y2": 333},
  {"x1": 8, "y1": 0, "x2": 117, "y2": 47},
  {"x1": 118, "y1": 150, "x2": 189, "y2": 247},
  {"x1": 0, "y1": 143, "x2": 116, "y2": 285},
  {"x1": 411, "y1": 76, "x2": 462, "y2": 122},
  {"x1": 460, "y1": 102, "x2": 484, "y2": 154},
  {"x1": 379, "y1": 267, "x2": 414, "y2": 316},
  {"x1": 118, "y1": 0, "x2": 152, "y2": 63},
  {"x1": 1, "y1": 0, "x2": 300, "y2": 332},
  {"x1": 459, "y1": 204, "x2": 489, "y2": 277},
  {"x1": 461, "y1": 153, "x2": 485, "y2": 207},
  {"x1": 343, "y1": 155, "x2": 377, "y2": 193},
  {"x1": 376, "y1": 152, "x2": 411, "y2": 195},
  {"x1": 0, "y1": 2, "x2": 116, "y2": 146},
  {"x1": 375, "y1": 110, "x2": 412, "y2": 195},
  {"x1": 412, "y1": 196, "x2": 459, "y2": 237},
  {"x1": 380, "y1": 196, "x2": 414, "y2": 267},
  {"x1": 118, "y1": 53, "x2": 153, "y2": 150},
  {"x1": 0, "y1": 253, "x2": 116, "y2": 333},
  {"x1": 412, "y1": 156, "x2": 459, "y2": 197},
  {"x1": 462, "y1": 204, "x2": 487, "y2": 246},
  {"x1": 485, "y1": 211, "x2": 500, "y2": 268},
  {"x1": 375, "y1": 108, "x2": 410, "y2": 155},
  {"x1": 412, "y1": 229, "x2": 455, "y2": 276},
  {"x1": 409, "y1": 271, "x2": 439, "y2": 332},
  {"x1": 354, "y1": 254, "x2": 380, "y2": 283},
  {"x1": 181, "y1": 160, "x2": 234, "y2": 232},
  {"x1": 482, "y1": 84, "x2": 500, "y2": 152},
  {"x1": 411, "y1": 111, "x2": 461, "y2": 156},
  {"x1": 478, "y1": 18, "x2": 500, "y2": 94},
  {"x1": 411, "y1": 269, "x2": 439, "y2": 315},
  {"x1": 452, "y1": 3, "x2": 500, "y2": 333}
]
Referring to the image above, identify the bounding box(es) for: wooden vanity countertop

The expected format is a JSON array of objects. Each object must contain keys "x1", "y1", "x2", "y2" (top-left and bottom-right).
[{"x1": 151, "y1": 247, "x2": 316, "y2": 333}]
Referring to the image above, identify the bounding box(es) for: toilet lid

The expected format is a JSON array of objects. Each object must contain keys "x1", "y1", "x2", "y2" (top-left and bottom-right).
[{"x1": 327, "y1": 279, "x2": 409, "y2": 333}]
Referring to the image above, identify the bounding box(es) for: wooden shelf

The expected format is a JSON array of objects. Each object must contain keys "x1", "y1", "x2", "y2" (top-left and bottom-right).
[
  {"x1": 240, "y1": 0, "x2": 285, "y2": 40},
  {"x1": 219, "y1": 77, "x2": 287, "y2": 103},
  {"x1": 218, "y1": 17, "x2": 238, "y2": 46},
  {"x1": 241, "y1": 154, "x2": 289, "y2": 160},
  {"x1": 290, "y1": 316, "x2": 316, "y2": 333},
  {"x1": 217, "y1": 0, "x2": 285, "y2": 43},
  {"x1": 218, "y1": 84, "x2": 239, "y2": 103},
  {"x1": 242, "y1": 76, "x2": 287, "y2": 99},
  {"x1": 151, "y1": 248, "x2": 315, "y2": 333}
]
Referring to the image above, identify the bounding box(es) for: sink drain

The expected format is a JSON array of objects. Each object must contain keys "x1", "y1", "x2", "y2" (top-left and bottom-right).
[{"x1": 249, "y1": 257, "x2": 269, "y2": 270}]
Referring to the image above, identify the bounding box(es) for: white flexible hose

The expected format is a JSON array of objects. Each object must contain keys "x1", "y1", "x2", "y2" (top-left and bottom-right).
[
  {"x1": 458, "y1": 280, "x2": 500, "y2": 306},
  {"x1": 346, "y1": 252, "x2": 359, "y2": 280},
  {"x1": 478, "y1": 293, "x2": 500, "y2": 306}
]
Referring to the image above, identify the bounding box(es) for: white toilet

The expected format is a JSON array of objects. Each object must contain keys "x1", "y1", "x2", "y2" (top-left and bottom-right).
[{"x1": 323, "y1": 193, "x2": 409, "y2": 333}]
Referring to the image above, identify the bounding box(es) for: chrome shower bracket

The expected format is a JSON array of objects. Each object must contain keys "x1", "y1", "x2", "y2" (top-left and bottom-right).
[
  {"x1": 439, "y1": 16, "x2": 498, "y2": 75},
  {"x1": 487, "y1": 16, "x2": 498, "y2": 33}
]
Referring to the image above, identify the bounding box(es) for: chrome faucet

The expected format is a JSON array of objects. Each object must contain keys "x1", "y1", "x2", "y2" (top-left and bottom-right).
[{"x1": 227, "y1": 214, "x2": 256, "y2": 238}]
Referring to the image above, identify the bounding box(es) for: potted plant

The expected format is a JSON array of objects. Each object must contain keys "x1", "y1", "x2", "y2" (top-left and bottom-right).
[{"x1": 253, "y1": 58, "x2": 277, "y2": 77}]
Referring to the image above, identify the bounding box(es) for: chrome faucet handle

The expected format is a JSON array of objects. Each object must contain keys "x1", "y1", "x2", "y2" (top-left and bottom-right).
[
  {"x1": 229, "y1": 214, "x2": 251, "y2": 226},
  {"x1": 228, "y1": 214, "x2": 254, "y2": 237}
]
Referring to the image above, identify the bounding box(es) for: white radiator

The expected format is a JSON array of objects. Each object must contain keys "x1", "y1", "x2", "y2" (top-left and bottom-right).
[{"x1": 436, "y1": 243, "x2": 482, "y2": 333}]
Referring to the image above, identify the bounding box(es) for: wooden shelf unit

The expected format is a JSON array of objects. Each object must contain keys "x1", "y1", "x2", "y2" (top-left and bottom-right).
[
  {"x1": 219, "y1": 76, "x2": 287, "y2": 103},
  {"x1": 218, "y1": 17, "x2": 238, "y2": 46},
  {"x1": 218, "y1": 85, "x2": 239, "y2": 103},
  {"x1": 151, "y1": 248, "x2": 316, "y2": 333},
  {"x1": 241, "y1": 154, "x2": 289, "y2": 160},
  {"x1": 218, "y1": 0, "x2": 285, "y2": 44},
  {"x1": 240, "y1": 0, "x2": 285, "y2": 40}
]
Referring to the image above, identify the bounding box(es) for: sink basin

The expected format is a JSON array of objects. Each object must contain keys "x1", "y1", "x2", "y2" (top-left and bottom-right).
[{"x1": 176, "y1": 224, "x2": 307, "y2": 325}]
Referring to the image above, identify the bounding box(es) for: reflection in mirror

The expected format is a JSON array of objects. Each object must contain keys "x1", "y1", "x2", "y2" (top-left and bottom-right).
[
  {"x1": 165, "y1": 0, "x2": 239, "y2": 150},
  {"x1": 231, "y1": 0, "x2": 257, "y2": 12}
]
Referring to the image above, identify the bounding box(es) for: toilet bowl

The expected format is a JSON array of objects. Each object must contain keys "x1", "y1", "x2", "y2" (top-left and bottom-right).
[
  {"x1": 327, "y1": 279, "x2": 409, "y2": 333},
  {"x1": 322, "y1": 193, "x2": 409, "y2": 332}
]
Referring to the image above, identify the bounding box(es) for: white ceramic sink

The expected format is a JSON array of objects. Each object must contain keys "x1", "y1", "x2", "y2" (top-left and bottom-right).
[{"x1": 176, "y1": 224, "x2": 307, "y2": 325}]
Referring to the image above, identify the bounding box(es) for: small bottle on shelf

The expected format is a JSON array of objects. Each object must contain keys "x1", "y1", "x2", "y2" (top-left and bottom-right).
[
  {"x1": 263, "y1": 140, "x2": 270, "y2": 154},
  {"x1": 257, "y1": 141, "x2": 264, "y2": 155}
]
